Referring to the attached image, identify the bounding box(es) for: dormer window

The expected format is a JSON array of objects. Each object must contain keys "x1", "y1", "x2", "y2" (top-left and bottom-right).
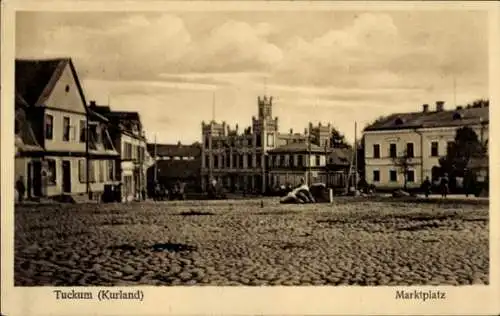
[
  {"x1": 394, "y1": 117, "x2": 404, "y2": 125},
  {"x1": 453, "y1": 112, "x2": 463, "y2": 120}
]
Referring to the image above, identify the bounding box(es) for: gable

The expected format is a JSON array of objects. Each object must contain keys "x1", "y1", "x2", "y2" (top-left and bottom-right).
[{"x1": 43, "y1": 62, "x2": 87, "y2": 114}]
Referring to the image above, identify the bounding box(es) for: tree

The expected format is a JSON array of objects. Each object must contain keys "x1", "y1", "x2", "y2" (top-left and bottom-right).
[
  {"x1": 439, "y1": 126, "x2": 486, "y2": 178},
  {"x1": 330, "y1": 127, "x2": 351, "y2": 149},
  {"x1": 392, "y1": 149, "x2": 417, "y2": 191}
]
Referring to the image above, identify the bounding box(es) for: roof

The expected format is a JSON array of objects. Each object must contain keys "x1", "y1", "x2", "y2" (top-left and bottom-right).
[
  {"x1": 15, "y1": 58, "x2": 87, "y2": 107},
  {"x1": 364, "y1": 106, "x2": 489, "y2": 132},
  {"x1": 15, "y1": 96, "x2": 43, "y2": 153},
  {"x1": 147, "y1": 143, "x2": 201, "y2": 157},
  {"x1": 268, "y1": 142, "x2": 325, "y2": 154},
  {"x1": 91, "y1": 105, "x2": 144, "y2": 138}
]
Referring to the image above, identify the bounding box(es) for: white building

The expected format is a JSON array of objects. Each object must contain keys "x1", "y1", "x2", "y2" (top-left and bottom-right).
[{"x1": 363, "y1": 101, "x2": 489, "y2": 190}]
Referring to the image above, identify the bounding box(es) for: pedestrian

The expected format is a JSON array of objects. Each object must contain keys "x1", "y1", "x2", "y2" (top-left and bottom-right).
[
  {"x1": 421, "y1": 176, "x2": 432, "y2": 198},
  {"x1": 440, "y1": 173, "x2": 449, "y2": 198},
  {"x1": 15, "y1": 176, "x2": 25, "y2": 203}
]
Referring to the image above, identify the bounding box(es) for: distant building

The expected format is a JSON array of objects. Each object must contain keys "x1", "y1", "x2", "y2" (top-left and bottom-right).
[
  {"x1": 201, "y1": 95, "x2": 348, "y2": 193},
  {"x1": 146, "y1": 142, "x2": 202, "y2": 194},
  {"x1": 14, "y1": 58, "x2": 119, "y2": 201},
  {"x1": 363, "y1": 101, "x2": 489, "y2": 190},
  {"x1": 90, "y1": 103, "x2": 148, "y2": 202}
]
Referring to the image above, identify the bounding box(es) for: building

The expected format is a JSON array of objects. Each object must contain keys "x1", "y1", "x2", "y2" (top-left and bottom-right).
[
  {"x1": 201, "y1": 95, "x2": 351, "y2": 193},
  {"x1": 363, "y1": 101, "x2": 489, "y2": 190},
  {"x1": 14, "y1": 58, "x2": 119, "y2": 201},
  {"x1": 266, "y1": 142, "x2": 328, "y2": 188},
  {"x1": 90, "y1": 103, "x2": 149, "y2": 202},
  {"x1": 146, "y1": 142, "x2": 202, "y2": 194}
]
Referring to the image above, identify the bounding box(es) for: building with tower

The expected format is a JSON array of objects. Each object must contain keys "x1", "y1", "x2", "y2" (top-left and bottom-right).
[{"x1": 200, "y1": 95, "x2": 353, "y2": 194}]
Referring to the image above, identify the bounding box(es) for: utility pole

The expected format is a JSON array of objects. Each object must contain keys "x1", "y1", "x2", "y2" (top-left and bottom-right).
[
  {"x1": 453, "y1": 76, "x2": 457, "y2": 108},
  {"x1": 354, "y1": 121, "x2": 358, "y2": 191},
  {"x1": 212, "y1": 91, "x2": 216, "y2": 122},
  {"x1": 153, "y1": 134, "x2": 157, "y2": 183}
]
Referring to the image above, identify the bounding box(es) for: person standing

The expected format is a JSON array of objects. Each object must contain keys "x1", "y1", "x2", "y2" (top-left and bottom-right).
[
  {"x1": 440, "y1": 173, "x2": 449, "y2": 198},
  {"x1": 16, "y1": 176, "x2": 26, "y2": 203},
  {"x1": 421, "y1": 176, "x2": 432, "y2": 198}
]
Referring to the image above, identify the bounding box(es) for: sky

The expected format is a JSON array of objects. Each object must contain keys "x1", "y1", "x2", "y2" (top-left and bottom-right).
[{"x1": 16, "y1": 10, "x2": 489, "y2": 145}]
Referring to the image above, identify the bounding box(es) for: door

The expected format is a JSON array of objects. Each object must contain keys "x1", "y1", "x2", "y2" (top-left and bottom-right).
[
  {"x1": 62, "y1": 161, "x2": 71, "y2": 193},
  {"x1": 32, "y1": 161, "x2": 42, "y2": 197}
]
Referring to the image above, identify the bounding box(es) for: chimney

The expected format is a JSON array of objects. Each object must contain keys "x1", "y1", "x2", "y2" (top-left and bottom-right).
[
  {"x1": 436, "y1": 101, "x2": 445, "y2": 112},
  {"x1": 177, "y1": 141, "x2": 181, "y2": 146},
  {"x1": 89, "y1": 100, "x2": 97, "y2": 108},
  {"x1": 422, "y1": 104, "x2": 429, "y2": 113},
  {"x1": 289, "y1": 128, "x2": 293, "y2": 134},
  {"x1": 456, "y1": 105, "x2": 463, "y2": 110}
]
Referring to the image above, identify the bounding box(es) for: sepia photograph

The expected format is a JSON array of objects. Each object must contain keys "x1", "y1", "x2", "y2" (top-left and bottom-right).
[{"x1": 2, "y1": 1, "x2": 499, "y2": 315}]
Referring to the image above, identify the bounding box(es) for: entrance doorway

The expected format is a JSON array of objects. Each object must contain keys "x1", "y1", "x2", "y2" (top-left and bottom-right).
[{"x1": 62, "y1": 160, "x2": 71, "y2": 193}]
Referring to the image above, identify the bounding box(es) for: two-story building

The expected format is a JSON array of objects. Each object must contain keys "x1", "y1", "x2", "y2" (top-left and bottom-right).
[
  {"x1": 146, "y1": 142, "x2": 202, "y2": 195},
  {"x1": 363, "y1": 101, "x2": 489, "y2": 190},
  {"x1": 14, "y1": 58, "x2": 119, "y2": 201},
  {"x1": 90, "y1": 103, "x2": 148, "y2": 202}
]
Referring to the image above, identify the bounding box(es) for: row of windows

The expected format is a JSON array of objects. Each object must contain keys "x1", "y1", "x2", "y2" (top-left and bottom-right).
[
  {"x1": 123, "y1": 142, "x2": 145, "y2": 161},
  {"x1": 372, "y1": 170, "x2": 415, "y2": 183},
  {"x1": 371, "y1": 141, "x2": 453, "y2": 159},
  {"x1": 204, "y1": 154, "x2": 323, "y2": 169},
  {"x1": 78, "y1": 159, "x2": 115, "y2": 183},
  {"x1": 157, "y1": 156, "x2": 196, "y2": 161},
  {"x1": 44, "y1": 159, "x2": 115, "y2": 186},
  {"x1": 204, "y1": 133, "x2": 275, "y2": 148},
  {"x1": 205, "y1": 154, "x2": 262, "y2": 169}
]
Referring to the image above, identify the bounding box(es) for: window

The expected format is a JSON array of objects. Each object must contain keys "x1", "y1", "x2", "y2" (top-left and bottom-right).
[
  {"x1": 124, "y1": 143, "x2": 132, "y2": 159},
  {"x1": 233, "y1": 154, "x2": 238, "y2": 168},
  {"x1": 315, "y1": 155, "x2": 321, "y2": 166},
  {"x1": 407, "y1": 170, "x2": 415, "y2": 183},
  {"x1": 256, "y1": 134, "x2": 262, "y2": 147},
  {"x1": 431, "y1": 142, "x2": 439, "y2": 157},
  {"x1": 214, "y1": 156, "x2": 219, "y2": 169},
  {"x1": 248, "y1": 154, "x2": 253, "y2": 168},
  {"x1": 79, "y1": 120, "x2": 86, "y2": 143},
  {"x1": 204, "y1": 136, "x2": 210, "y2": 148},
  {"x1": 240, "y1": 155, "x2": 244, "y2": 168},
  {"x1": 205, "y1": 156, "x2": 210, "y2": 169},
  {"x1": 297, "y1": 155, "x2": 303, "y2": 167},
  {"x1": 373, "y1": 170, "x2": 380, "y2": 182},
  {"x1": 78, "y1": 159, "x2": 86, "y2": 183},
  {"x1": 226, "y1": 155, "x2": 230, "y2": 168},
  {"x1": 108, "y1": 160, "x2": 114, "y2": 181},
  {"x1": 389, "y1": 170, "x2": 397, "y2": 182},
  {"x1": 406, "y1": 143, "x2": 414, "y2": 158},
  {"x1": 45, "y1": 114, "x2": 54, "y2": 140},
  {"x1": 267, "y1": 133, "x2": 274, "y2": 147},
  {"x1": 256, "y1": 154, "x2": 261, "y2": 168},
  {"x1": 63, "y1": 117, "x2": 70, "y2": 141},
  {"x1": 47, "y1": 159, "x2": 57, "y2": 185},
  {"x1": 373, "y1": 144, "x2": 380, "y2": 158},
  {"x1": 88, "y1": 161, "x2": 96, "y2": 183},
  {"x1": 447, "y1": 141, "x2": 454, "y2": 155},
  {"x1": 99, "y1": 160, "x2": 104, "y2": 183},
  {"x1": 389, "y1": 143, "x2": 397, "y2": 158}
]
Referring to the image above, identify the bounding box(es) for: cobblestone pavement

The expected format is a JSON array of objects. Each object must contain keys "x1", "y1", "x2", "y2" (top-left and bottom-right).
[{"x1": 14, "y1": 198, "x2": 489, "y2": 286}]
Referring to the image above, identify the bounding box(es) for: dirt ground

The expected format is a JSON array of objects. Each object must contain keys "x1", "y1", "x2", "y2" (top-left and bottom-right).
[{"x1": 14, "y1": 197, "x2": 489, "y2": 286}]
